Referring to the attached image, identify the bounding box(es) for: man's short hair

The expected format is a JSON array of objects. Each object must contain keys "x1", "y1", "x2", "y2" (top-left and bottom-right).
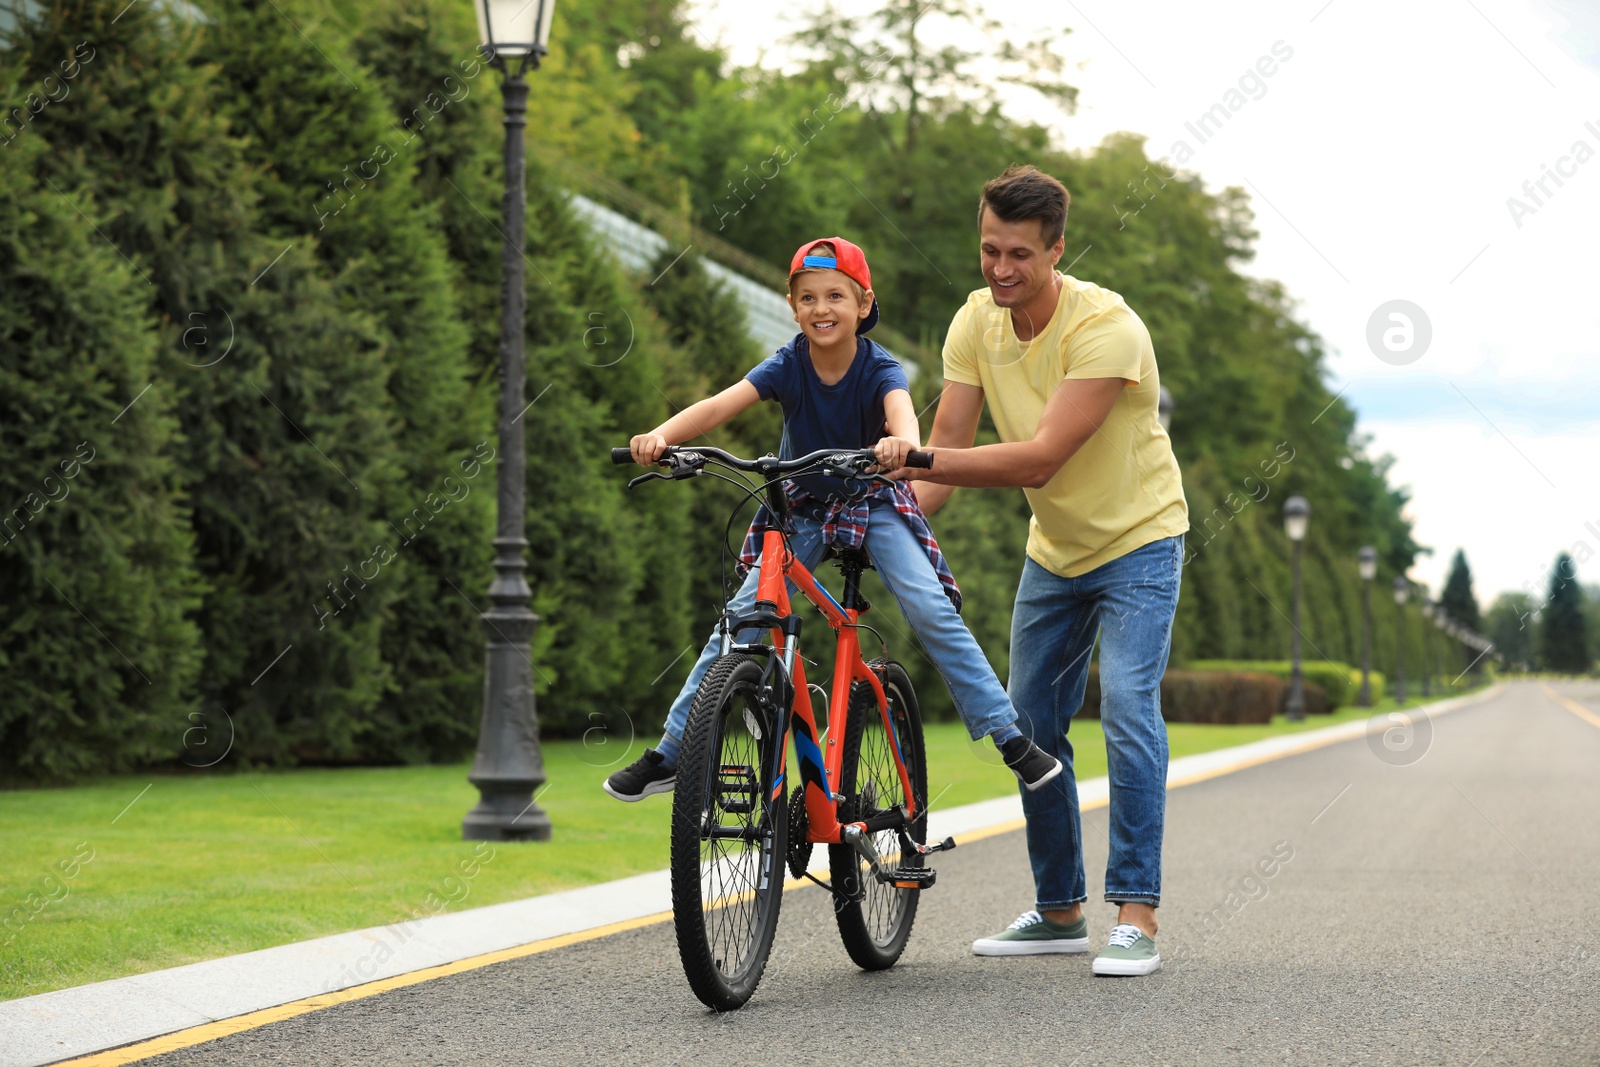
[{"x1": 978, "y1": 165, "x2": 1070, "y2": 246}]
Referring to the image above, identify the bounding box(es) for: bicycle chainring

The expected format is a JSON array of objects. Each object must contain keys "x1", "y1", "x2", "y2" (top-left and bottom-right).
[{"x1": 786, "y1": 785, "x2": 812, "y2": 879}]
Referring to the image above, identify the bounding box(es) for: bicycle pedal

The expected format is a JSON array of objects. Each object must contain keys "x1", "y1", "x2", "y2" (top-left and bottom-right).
[
  {"x1": 915, "y1": 835, "x2": 957, "y2": 855},
  {"x1": 877, "y1": 867, "x2": 936, "y2": 890},
  {"x1": 716, "y1": 766, "x2": 757, "y2": 814}
]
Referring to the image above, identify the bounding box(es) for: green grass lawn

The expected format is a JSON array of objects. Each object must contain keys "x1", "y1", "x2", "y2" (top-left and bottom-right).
[{"x1": 0, "y1": 685, "x2": 1481, "y2": 1001}]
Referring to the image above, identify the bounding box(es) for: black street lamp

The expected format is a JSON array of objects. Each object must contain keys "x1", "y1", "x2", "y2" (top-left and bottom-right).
[
  {"x1": 1358, "y1": 546, "x2": 1376, "y2": 707},
  {"x1": 1419, "y1": 598, "x2": 1436, "y2": 697},
  {"x1": 1158, "y1": 386, "x2": 1175, "y2": 433},
  {"x1": 1392, "y1": 576, "x2": 1409, "y2": 704},
  {"x1": 462, "y1": 0, "x2": 558, "y2": 843},
  {"x1": 1282, "y1": 495, "x2": 1310, "y2": 722}
]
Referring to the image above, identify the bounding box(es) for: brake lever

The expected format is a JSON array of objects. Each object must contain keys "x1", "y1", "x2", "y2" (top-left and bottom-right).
[{"x1": 626, "y1": 471, "x2": 672, "y2": 490}]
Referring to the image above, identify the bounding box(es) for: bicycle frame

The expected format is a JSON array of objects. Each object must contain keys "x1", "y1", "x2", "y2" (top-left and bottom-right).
[{"x1": 741, "y1": 527, "x2": 919, "y2": 848}]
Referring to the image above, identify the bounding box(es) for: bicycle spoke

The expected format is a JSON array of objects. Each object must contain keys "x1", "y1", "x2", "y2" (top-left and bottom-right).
[
  {"x1": 695, "y1": 689, "x2": 775, "y2": 981},
  {"x1": 855, "y1": 695, "x2": 911, "y2": 943}
]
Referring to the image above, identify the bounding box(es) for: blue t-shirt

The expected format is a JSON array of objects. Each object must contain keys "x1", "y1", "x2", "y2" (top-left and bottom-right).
[{"x1": 745, "y1": 335, "x2": 910, "y2": 500}]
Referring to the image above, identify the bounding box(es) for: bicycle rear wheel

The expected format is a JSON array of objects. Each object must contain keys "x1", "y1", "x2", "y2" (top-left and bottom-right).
[
  {"x1": 670, "y1": 653, "x2": 788, "y2": 1010},
  {"x1": 830, "y1": 659, "x2": 928, "y2": 970}
]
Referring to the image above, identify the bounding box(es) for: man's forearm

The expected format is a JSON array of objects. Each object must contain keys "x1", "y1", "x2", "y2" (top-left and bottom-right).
[{"x1": 921, "y1": 438, "x2": 1067, "y2": 490}]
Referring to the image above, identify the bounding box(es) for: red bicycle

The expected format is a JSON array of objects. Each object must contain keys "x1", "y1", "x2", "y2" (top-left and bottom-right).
[{"x1": 612, "y1": 444, "x2": 956, "y2": 1010}]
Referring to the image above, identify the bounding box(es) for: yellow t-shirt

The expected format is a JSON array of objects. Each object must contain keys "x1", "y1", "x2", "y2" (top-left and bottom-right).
[{"x1": 942, "y1": 273, "x2": 1188, "y2": 577}]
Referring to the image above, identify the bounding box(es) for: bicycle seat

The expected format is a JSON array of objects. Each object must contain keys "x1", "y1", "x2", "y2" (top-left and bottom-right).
[{"x1": 821, "y1": 544, "x2": 874, "y2": 568}]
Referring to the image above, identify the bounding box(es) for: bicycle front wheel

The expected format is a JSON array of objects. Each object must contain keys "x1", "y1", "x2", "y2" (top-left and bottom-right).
[
  {"x1": 830, "y1": 659, "x2": 928, "y2": 970},
  {"x1": 670, "y1": 653, "x2": 788, "y2": 1011}
]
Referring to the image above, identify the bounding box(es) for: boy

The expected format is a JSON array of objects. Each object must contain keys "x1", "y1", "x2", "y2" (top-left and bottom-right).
[{"x1": 604, "y1": 237, "x2": 1060, "y2": 801}]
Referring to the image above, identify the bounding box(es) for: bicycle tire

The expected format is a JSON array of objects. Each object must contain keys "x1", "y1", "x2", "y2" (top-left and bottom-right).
[
  {"x1": 829, "y1": 659, "x2": 928, "y2": 971},
  {"x1": 669, "y1": 653, "x2": 788, "y2": 1010}
]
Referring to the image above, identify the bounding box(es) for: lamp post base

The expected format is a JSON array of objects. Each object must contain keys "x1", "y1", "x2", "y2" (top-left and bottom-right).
[
  {"x1": 461, "y1": 561, "x2": 550, "y2": 842},
  {"x1": 462, "y1": 784, "x2": 552, "y2": 841}
]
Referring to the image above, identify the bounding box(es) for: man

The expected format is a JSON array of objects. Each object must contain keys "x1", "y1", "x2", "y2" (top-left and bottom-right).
[{"x1": 893, "y1": 164, "x2": 1188, "y2": 977}]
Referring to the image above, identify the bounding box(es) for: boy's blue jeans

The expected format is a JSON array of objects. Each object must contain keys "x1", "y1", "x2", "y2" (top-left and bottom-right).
[
  {"x1": 662, "y1": 498, "x2": 1017, "y2": 743},
  {"x1": 1009, "y1": 535, "x2": 1184, "y2": 909}
]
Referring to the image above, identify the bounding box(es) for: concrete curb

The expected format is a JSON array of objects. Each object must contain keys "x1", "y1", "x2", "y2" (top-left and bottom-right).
[{"x1": 0, "y1": 684, "x2": 1502, "y2": 1067}]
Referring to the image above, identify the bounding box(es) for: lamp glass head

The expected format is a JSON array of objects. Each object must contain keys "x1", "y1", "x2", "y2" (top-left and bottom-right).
[
  {"x1": 1282, "y1": 495, "x2": 1310, "y2": 542},
  {"x1": 1393, "y1": 576, "x2": 1409, "y2": 604},
  {"x1": 475, "y1": 0, "x2": 555, "y2": 56},
  {"x1": 1358, "y1": 545, "x2": 1377, "y2": 581}
]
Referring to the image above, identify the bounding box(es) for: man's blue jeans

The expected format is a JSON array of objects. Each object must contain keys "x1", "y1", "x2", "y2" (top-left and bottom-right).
[
  {"x1": 662, "y1": 499, "x2": 1018, "y2": 743},
  {"x1": 1008, "y1": 535, "x2": 1184, "y2": 908}
]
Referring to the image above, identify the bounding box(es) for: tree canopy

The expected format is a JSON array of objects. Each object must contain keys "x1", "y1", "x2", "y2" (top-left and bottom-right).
[{"x1": 0, "y1": 0, "x2": 1450, "y2": 780}]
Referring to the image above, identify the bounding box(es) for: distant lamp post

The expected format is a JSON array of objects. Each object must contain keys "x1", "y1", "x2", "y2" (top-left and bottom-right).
[
  {"x1": 1358, "y1": 546, "x2": 1377, "y2": 707},
  {"x1": 1393, "y1": 576, "x2": 1409, "y2": 703},
  {"x1": 1158, "y1": 386, "x2": 1175, "y2": 433},
  {"x1": 1283, "y1": 495, "x2": 1310, "y2": 721},
  {"x1": 1419, "y1": 599, "x2": 1436, "y2": 697},
  {"x1": 462, "y1": 0, "x2": 558, "y2": 843}
]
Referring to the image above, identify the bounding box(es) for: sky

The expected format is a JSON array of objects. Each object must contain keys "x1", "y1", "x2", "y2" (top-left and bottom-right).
[{"x1": 686, "y1": 0, "x2": 1600, "y2": 606}]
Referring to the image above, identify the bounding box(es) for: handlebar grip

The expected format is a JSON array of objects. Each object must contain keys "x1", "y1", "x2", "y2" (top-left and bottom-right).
[
  {"x1": 905, "y1": 451, "x2": 934, "y2": 469},
  {"x1": 611, "y1": 447, "x2": 634, "y2": 465}
]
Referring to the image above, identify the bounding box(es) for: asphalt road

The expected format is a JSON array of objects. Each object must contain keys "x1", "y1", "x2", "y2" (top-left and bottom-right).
[{"x1": 146, "y1": 681, "x2": 1600, "y2": 1066}]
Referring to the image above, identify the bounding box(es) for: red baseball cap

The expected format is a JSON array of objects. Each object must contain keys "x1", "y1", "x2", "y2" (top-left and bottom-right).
[{"x1": 788, "y1": 237, "x2": 880, "y2": 334}]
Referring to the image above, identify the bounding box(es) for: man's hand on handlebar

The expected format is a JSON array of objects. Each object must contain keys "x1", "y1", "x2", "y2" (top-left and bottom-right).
[{"x1": 630, "y1": 432, "x2": 669, "y2": 466}]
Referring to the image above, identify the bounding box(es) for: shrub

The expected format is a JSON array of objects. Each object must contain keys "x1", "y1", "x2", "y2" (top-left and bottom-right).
[
  {"x1": 1077, "y1": 668, "x2": 1285, "y2": 725},
  {"x1": 1350, "y1": 667, "x2": 1385, "y2": 704},
  {"x1": 1185, "y1": 659, "x2": 1358, "y2": 711}
]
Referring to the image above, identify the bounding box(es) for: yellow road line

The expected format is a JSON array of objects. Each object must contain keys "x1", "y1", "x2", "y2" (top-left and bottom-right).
[
  {"x1": 52, "y1": 807, "x2": 1091, "y2": 1065},
  {"x1": 51, "y1": 911, "x2": 674, "y2": 1067},
  {"x1": 56, "y1": 690, "x2": 1497, "y2": 1065},
  {"x1": 1541, "y1": 683, "x2": 1600, "y2": 730}
]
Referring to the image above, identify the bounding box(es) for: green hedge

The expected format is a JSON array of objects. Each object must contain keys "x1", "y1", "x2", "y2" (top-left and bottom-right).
[
  {"x1": 1079, "y1": 668, "x2": 1286, "y2": 725},
  {"x1": 1185, "y1": 660, "x2": 1365, "y2": 711}
]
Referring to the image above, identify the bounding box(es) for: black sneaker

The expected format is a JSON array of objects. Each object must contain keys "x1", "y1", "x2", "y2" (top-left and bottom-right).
[
  {"x1": 602, "y1": 749, "x2": 676, "y2": 802},
  {"x1": 999, "y1": 736, "x2": 1063, "y2": 792}
]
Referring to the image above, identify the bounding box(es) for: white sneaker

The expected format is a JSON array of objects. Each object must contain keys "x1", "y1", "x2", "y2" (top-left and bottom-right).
[{"x1": 1092, "y1": 922, "x2": 1161, "y2": 976}]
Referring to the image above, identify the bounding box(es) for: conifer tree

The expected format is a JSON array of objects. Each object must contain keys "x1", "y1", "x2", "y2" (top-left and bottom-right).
[
  {"x1": 11, "y1": 0, "x2": 408, "y2": 763},
  {"x1": 1540, "y1": 554, "x2": 1591, "y2": 673},
  {"x1": 0, "y1": 123, "x2": 202, "y2": 780},
  {"x1": 1440, "y1": 549, "x2": 1481, "y2": 631},
  {"x1": 201, "y1": 0, "x2": 500, "y2": 760}
]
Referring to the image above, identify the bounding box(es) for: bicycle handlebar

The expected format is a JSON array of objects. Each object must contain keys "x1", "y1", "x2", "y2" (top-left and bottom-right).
[{"x1": 610, "y1": 445, "x2": 933, "y2": 471}]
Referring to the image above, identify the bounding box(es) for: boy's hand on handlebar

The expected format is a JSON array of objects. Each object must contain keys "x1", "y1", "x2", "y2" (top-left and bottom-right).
[
  {"x1": 873, "y1": 436, "x2": 918, "y2": 474},
  {"x1": 630, "y1": 433, "x2": 669, "y2": 466}
]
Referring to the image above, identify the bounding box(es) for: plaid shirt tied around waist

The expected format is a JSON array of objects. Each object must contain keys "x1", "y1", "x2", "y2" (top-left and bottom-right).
[{"x1": 737, "y1": 478, "x2": 962, "y2": 612}]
